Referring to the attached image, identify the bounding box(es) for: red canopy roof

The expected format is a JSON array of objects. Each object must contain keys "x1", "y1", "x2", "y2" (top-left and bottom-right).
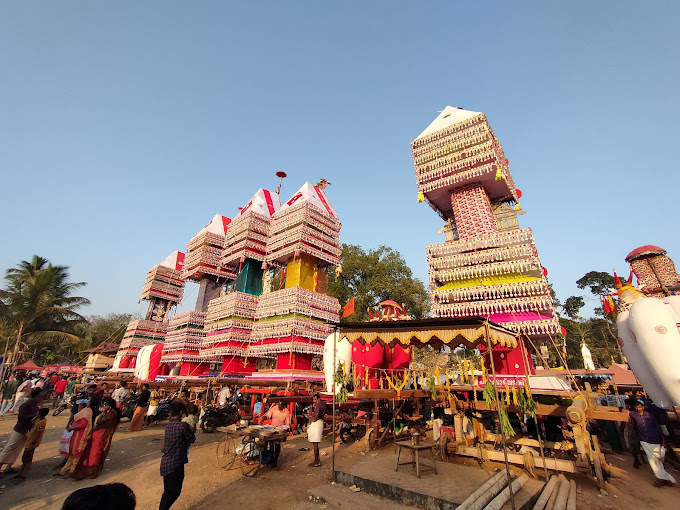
[
  {"x1": 625, "y1": 245, "x2": 666, "y2": 262},
  {"x1": 15, "y1": 359, "x2": 42, "y2": 371}
]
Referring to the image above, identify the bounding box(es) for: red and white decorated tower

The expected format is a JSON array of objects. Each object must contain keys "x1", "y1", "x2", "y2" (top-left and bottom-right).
[
  {"x1": 248, "y1": 181, "x2": 341, "y2": 373},
  {"x1": 199, "y1": 189, "x2": 281, "y2": 375},
  {"x1": 160, "y1": 215, "x2": 236, "y2": 376},
  {"x1": 411, "y1": 107, "x2": 560, "y2": 374},
  {"x1": 116, "y1": 251, "x2": 186, "y2": 370}
]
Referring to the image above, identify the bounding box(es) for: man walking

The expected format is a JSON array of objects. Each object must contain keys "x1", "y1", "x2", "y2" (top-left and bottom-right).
[
  {"x1": 0, "y1": 388, "x2": 40, "y2": 473},
  {"x1": 159, "y1": 401, "x2": 195, "y2": 510},
  {"x1": 629, "y1": 399, "x2": 676, "y2": 487},
  {"x1": 53, "y1": 376, "x2": 68, "y2": 408},
  {"x1": 112, "y1": 381, "x2": 129, "y2": 413},
  {"x1": 0, "y1": 375, "x2": 21, "y2": 416}
]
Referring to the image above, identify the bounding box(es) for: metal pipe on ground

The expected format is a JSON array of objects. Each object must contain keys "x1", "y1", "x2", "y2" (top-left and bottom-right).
[
  {"x1": 532, "y1": 475, "x2": 559, "y2": 510},
  {"x1": 457, "y1": 471, "x2": 507, "y2": 510},
  {"x1": 483, "y1": 473, "x2": 529, "y2": 510},
  {"x1": 467, "y1": 472, "x2": 512, "y2": 510}
]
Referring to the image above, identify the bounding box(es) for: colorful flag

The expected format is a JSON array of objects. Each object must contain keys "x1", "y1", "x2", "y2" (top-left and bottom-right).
[{"x1": 341, "y1": 297, "x2": 355, "y2": 318}]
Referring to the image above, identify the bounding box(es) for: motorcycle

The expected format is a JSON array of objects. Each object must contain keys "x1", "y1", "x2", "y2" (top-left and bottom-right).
[
  {"x1": 53, "y1": 397, "x2": 71, "y2": 417},
  {"x1": 200, "y1": 402, "x2": 240, "y2": 433},
  {"x1": 153, "y1": 397, "x2": 172, "y2": 423}
]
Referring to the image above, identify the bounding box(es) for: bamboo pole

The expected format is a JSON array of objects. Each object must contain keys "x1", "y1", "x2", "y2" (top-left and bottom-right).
[
  {"x1": 485, "y1": 320, "x2": 516, "y2": 510},
  {"x1": 457, "y1": 470, "x2": 507, "y2": 510},
  {"x1": 483, "y1": 473, "x2": 529, "y2": 510},
  {"x1": 532, "y1": 474, "x2": 558, "y2": 510},
  {"x1": 332, "y1": 328, "x2": 336, "y2": 482},
  {"x1": 518, "y1": 335, "x2": 550, "y2": 481},
  {"x1": 466, "y1": 472, "x2": 511, "y2": 510}
]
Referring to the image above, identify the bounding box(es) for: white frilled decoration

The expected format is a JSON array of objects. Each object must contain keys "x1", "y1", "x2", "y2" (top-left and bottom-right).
[
  {"x1": 337, "y1": 318, "x2": 517, "y2": 350},
  {"x1": 432, "y1": 279, "x2": 548, "y2": 302},
  {"x1": 267, "y1": 200, "x2": 341, "y2": 267},
  {"x1": 160, "y1": 311, "x2": 206, "y2": 363},
  {"x1": 139, "y1": 264, "x2": 185, "y2": 303},
  {"x1": 426, "y1": 229, "x2": 535, "y2": 257},
  {"x1": 200, "y1": 291, "x2": 259, "y2": 360},
  {"x1": 118, "y1": 319, "x2": 168, "y2": 357},
  {"x1": 254, "y1": 287, "x2": 340, "y2": 323},
  {"x1": 222, "y1": 211, "x2": 272, "y2": 267}
]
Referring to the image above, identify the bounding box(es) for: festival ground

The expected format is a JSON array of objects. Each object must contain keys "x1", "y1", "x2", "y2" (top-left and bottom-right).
[{"x1": 1, "y1": 413, "x2": 678, "y2": 510}]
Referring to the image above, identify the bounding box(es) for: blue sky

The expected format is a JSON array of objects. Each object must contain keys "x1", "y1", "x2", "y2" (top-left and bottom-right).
[{"x1": 1, "y1": 2, "x2": 679, "y2": 318}]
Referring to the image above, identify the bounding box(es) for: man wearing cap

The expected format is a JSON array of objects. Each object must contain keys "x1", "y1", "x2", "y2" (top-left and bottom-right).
[{"x1": 629, "y1": 399, "x2": 676, "y2": 487}]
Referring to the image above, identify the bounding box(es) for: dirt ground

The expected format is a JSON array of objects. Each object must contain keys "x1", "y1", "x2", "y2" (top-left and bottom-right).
[{"x1": 0, "y1": 411, "x2": 678, "y2": 510}]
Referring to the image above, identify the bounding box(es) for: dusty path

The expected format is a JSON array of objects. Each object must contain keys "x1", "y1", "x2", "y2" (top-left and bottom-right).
[
  {"x1": 0, "y1": 412, "x2": 404, "y2": 510},
  {"x1": 1, "y1": 412, "x2": 679, "y2": 509}
]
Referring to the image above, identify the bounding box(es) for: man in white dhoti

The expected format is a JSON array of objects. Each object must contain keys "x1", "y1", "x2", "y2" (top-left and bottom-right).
[
  {"x1": 629, "y1": 400, "x2": 675, "y2": 487},
  {"x1": 307, "y1": 393, "x2": 326, "y2": 467}
]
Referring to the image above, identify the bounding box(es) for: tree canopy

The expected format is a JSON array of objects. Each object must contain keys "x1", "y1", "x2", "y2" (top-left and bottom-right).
[
  {"x1": 558, "y1": 270, "x2": 622, "y2": 369},
  {"x1": 327, "y1": 244, "x2": 430, "y2": 322},
  {"x1": 0, "y1": 255, "x2": 90, "y2": 364}
]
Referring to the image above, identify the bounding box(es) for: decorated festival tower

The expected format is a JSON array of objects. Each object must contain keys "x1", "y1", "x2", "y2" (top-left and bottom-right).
[
  {"x1": 248, "y1": 182, "x2": 342, "y2": 372},
  {"x1": 199, "y1": 189, "x2": 281, "y2": 374},
  {"x1": 160, "y1": 215, "x2": 236, "y2": 376},
  {"x1": 117, "y1": 251, "x2": 186, "y2": 369},
  {"x1": 411, "y1": 106, "x2": 560, "y2": 374}
]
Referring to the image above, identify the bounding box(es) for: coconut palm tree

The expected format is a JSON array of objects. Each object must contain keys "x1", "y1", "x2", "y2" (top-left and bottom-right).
[{"x1": 0, "y1": 255, "x2": 90, "y2": 365}]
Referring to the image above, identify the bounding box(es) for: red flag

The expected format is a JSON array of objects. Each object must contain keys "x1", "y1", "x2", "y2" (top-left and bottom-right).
[{"x1": 341, "y1": 298, "x2": 355, "y2": 319}]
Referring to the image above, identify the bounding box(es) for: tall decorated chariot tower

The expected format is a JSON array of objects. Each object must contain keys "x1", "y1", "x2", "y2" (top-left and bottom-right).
[{"x1": 411, "y1": 106, "x2": 560, "y2": 373}]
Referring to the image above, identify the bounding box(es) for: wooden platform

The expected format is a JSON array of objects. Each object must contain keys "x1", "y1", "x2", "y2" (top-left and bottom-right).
[{"x1": 334, "y1": 448, "x2": 544, "y2": 510}]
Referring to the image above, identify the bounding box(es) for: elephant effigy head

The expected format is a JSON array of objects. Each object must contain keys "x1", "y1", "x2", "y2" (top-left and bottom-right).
[{"x1": 614, "y1": 268, "x2": 644, "y2": 313}]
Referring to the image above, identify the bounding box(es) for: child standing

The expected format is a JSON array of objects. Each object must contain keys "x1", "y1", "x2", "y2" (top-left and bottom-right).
[
  {"x1": 182, "y1": 404, "x2": 199, "y2": 433},
  {"x1": 14, "y1": 407, "x2": 49, "y2": 481}
]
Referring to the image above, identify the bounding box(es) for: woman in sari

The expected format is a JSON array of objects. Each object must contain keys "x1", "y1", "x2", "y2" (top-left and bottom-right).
[
  {"x1": 72, "y1": 398, "x2": 120, "y2": 480},
  {"x1": 58, "y1": 399, "x2": 94, "y2": 476}
]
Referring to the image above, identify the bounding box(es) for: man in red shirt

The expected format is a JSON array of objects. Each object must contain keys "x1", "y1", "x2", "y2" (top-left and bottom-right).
[
  {"x1": 53, "y1": 377, "x2": 69, "y2": 408},
  {"x1": 49, "y1": 373, "x2": 61, "y2": 387},
  {"x1": 94, "y1": 382, "x2": 110, "y2": 401}
]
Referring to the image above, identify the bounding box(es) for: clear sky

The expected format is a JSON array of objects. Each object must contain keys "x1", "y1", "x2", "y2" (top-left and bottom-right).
[{"x1": 1, "y1": 1, "x2": 679, "y2": 318}]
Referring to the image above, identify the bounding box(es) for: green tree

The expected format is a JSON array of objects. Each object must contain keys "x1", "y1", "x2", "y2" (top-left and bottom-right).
[
  {"x1": 327, "y1": 244, "x2": 430, "y2": 322},
  {"x1": 69, "y1": 313, "x2": 133, "y2": 361},
  {"x1": 0, "y1": 255, "x2": 90, "y2": 364},
  {"x1": 576, "y1": 271, "x2": 616, "y2": 316},
  {"x1": 557, "y1": 271, "x2": 623, "y2": 369},
  {"x1": 562, "y1": 296, "x2": 585, "y2": 319}
]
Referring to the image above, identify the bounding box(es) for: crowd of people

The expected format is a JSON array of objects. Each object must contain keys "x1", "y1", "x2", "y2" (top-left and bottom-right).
[{"x1": 15, "y1": 368, "x2": 675, "y2": 506}]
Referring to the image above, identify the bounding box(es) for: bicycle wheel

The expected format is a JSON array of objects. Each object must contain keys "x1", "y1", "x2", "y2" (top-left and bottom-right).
[
  {"x1": 216, "y1": 435, "x2": 237, "y2": 470},
  {"x1": 240, "y1": 440, "x2": 262, "y2": 477}
]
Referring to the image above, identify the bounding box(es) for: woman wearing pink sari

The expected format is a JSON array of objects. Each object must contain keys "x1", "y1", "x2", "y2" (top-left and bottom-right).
[
  {"x1": 58, "y1": 400, "x2": 93, "y2": 476},
  {"x1": 72, "y1": 398, "x2": 120, "y2": 480}
]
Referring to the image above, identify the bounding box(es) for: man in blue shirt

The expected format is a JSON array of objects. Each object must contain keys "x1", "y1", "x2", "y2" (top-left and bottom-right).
[
  {"x1": 629, "y1": 400, "x2": 675, "y2": 487},
  {"x1": 159, "y1": 401, "x2": 195, "y2": 510}
]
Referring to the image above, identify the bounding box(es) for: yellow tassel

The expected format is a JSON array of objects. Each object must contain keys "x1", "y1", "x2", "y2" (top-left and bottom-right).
[
  {"x1": 495, "y1": 167, "x2": 502, "y2": 181},
  {"x1": 417, "y1": 190, "x2": 425, "y2": 203}
]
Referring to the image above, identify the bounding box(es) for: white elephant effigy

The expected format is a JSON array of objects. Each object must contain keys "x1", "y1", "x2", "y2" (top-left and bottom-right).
[{"x1": 613, "y1": 258, "x2": 680, "y2": 407}]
